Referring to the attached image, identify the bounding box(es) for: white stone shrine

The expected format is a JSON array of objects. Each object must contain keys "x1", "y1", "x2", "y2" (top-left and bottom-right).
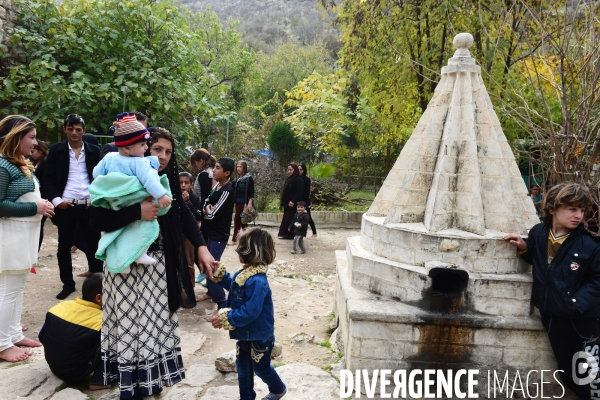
[{"x1": 334, "y1": 33, "x2": 569, "y2": 397}]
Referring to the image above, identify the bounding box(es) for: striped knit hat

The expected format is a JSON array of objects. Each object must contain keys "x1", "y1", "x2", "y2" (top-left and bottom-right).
[{"x1": 113, "y1": 112, "x2": 150, "y2": 147}]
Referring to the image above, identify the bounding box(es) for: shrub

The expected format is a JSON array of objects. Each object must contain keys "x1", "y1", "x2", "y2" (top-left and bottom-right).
[{"x1": 267, "y1": 122, "x2": 302, "y2": 169}]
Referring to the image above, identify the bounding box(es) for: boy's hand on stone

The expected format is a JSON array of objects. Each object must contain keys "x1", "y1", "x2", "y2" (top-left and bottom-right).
[
  {"x1": 503, "y1": 233, "x2": 527, "y2": 251},
  {"x1": 158, "y1": 195, "x2": 172, "y2": 208}
]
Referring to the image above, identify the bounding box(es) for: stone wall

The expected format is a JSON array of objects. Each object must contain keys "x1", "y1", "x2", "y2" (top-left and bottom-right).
[
  {"x1": 0, "y1": 0, "x2": 16, "y2": 45},
  {"x1": 255, "y1": 211, "x2": 363, "y2": 228}
]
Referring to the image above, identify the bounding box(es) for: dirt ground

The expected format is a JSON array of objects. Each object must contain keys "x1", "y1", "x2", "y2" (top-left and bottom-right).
[{"x1": 10, "y1": 222, "x2": 360, "y2": 396}]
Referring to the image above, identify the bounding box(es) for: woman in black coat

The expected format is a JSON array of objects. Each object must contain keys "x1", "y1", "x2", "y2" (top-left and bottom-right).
[
  {"x1": 277, "y1": 162, "x2": 304, "y2": 239},
  {"x1": 299, "y1": 164, "x2": 317, "y2": 238}
]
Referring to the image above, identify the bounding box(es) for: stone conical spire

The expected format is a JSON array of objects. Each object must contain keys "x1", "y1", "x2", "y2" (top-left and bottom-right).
[{"x1": 368, "y1": 33, "x2": 538, "y2": 235}]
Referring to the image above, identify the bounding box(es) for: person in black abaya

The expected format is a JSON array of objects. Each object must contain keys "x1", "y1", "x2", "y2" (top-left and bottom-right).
[
  {"x1": 90, "y1": 128, "x2": 217, "y2": 399},
  {"x1": 277, "y1": 162, "x2": 304, "y2": 239}
]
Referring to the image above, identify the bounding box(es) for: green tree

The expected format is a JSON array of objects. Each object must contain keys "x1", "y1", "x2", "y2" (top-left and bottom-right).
[
  {"x1": 0, "y1": 0, "x2": 255, "y2": 146},
  {"x1": 267, "y1": 122, "x2": 301, "y2": 168}
]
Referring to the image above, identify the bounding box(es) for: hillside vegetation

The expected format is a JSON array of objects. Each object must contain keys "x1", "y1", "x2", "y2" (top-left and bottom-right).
[{"x1": 179, "y1": 0, "x2": 339, "y2": 53}]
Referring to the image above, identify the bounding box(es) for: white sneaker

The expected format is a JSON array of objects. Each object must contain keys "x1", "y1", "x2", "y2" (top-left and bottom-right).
[{"x1": 135, "y1": 253, "x2": 156, "y2": 265}]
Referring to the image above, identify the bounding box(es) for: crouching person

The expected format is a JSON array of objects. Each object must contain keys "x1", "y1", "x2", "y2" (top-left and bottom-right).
[{"x1": 39, "y1": 273, "x2": 110, "y2": 390}]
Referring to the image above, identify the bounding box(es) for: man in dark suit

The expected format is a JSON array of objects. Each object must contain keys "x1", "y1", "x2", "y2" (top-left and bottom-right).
[{"x1": 44, "y1": 114, "x2": 103, "y2": 299}]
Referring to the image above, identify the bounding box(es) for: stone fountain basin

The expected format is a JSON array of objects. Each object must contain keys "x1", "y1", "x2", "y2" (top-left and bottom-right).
[{"x1": 348, "y1": 234, "x2": 534, "y2": 318}]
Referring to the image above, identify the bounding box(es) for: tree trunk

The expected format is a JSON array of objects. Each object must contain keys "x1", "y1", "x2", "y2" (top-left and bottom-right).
[{"x1": 347, "y1": 151, "x2": 352, "y2": 192}]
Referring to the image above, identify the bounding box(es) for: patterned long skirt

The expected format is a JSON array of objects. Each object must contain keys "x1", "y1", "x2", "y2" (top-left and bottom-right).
[{"x1": 101, "y1": 251, "x2": 185, "y2": 399}]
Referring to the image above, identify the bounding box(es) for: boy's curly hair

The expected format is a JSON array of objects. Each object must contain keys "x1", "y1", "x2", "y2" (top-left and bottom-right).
[
  {"x1": 235, "y1": 228, "x2": 276, "y2": 266},
  {"x1": 541, "y1": 183, "x2": 592, "y2": 223}
]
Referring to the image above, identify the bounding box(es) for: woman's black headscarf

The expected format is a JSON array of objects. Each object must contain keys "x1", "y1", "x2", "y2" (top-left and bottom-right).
[
  {"x1": 280, "y1": 162, "x2": 300, "y2": 205},
  {"x1": 148, "y1": 128, "x2": 197, "y2": 312}
]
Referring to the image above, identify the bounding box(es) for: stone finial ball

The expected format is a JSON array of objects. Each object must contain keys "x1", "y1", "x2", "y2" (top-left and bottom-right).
[{"x1": 453, "y1": 33, "x2": 474, "y2": 49}]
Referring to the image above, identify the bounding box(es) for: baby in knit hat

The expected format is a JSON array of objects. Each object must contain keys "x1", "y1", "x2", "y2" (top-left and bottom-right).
[{"x1": 92, "y1": 112, "x2": 171, "y2": 272}]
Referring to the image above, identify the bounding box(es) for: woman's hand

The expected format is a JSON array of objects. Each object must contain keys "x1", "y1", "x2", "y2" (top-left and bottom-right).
[
  {"x1": 247, "y1": 199, "x2": 253, "y2": 212},
  {"x1": 140, "y1": 198, "x2": 159, "y2": 220},
  {"x1": 288, "y1": 201, "x2": 294, "y2": 208},
  {"x1": 35, "y1": 200, "x2": 54, "y2": 217},
  {"x1": 197, "y1": 246, "x2": 217, "y2": 279},
  {"x1": 503, "y1": 233, "x2": 528, "y2": 251}
]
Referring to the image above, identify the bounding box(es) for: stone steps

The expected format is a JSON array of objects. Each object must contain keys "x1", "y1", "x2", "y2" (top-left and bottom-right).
[{"x1": 347, "y1": 236, "x2": 535, "y2": 318}]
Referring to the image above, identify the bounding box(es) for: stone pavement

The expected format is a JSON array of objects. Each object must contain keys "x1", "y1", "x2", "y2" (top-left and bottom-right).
[{"x1": 0, "y1": 361, "x2": 339, "y2": 400}]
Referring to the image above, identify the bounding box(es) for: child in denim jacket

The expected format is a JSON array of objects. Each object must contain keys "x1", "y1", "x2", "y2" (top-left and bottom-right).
[{"x1": 209, "y1": 228, "x2": 287, "y2": 400}]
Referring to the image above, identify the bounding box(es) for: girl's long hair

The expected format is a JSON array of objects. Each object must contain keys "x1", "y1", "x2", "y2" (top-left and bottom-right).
[
  {"x1": 237, "y1": 160, "x2": 248, "y2": 178},
  {"x1": 0, "y1": 115, "x2": 36, "y2": 177}
]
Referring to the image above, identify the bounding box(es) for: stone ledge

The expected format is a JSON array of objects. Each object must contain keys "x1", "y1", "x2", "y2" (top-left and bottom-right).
[
  {"x1": 336, "y1": 250, "x2": 544, "y2": 331},
  {"x1": 255, "y1": 211, "x2": 363, "y2": 228}
]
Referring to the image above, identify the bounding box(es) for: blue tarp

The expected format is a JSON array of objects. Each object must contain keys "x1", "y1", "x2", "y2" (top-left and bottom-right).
[{"x1": 252, "y1": 149, "x2": 274, "y2": 158}]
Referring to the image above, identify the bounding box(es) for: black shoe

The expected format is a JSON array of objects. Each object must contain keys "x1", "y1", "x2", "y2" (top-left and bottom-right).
[{"x1": 56, "y1": 287, "x2": 75, "y2": 300}]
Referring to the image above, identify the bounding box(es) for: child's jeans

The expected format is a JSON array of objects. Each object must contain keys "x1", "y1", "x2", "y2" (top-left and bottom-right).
[
  {"x1": 236, "y1": 336, "x2": 286, "y2": 400},
  {"x1": 292, "y1": 235, "x2": 305, "y2": 253}
]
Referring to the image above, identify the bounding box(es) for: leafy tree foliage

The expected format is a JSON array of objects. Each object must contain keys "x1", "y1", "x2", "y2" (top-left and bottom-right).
[{"x1": 0, "y1": 0, "x2": 255, "y2": 146}]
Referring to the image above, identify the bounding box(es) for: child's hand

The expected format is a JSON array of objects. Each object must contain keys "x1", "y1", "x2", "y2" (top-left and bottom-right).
[
  {"x1": 158, "y1": 195, "x2": 172, "y2": 208},
  {"x1": 181, "y1": 190, "x2": 189, "y2": 202},
  {"x1": 207, "y1": 314, "x2": 222, "y2": 329},
  {"x1": 288, "y1": 228, "x2": 290, "y2": 231},
  {"x1": 503, "y1": 233, "x2": 528, "y2": 251}
]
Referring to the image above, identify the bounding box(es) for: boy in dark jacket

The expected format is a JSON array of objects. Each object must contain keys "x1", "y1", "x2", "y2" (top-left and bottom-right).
[
  {"x1": 288, "y1": 201, "x2": 309, "y2": 254},
  {"x1": 198, "y1": 158, "x2": 235, "y2": 307},
  {"x1": 39, "y1": 273, "x2": 109, "y2": 390},
  {"x1": 504, "y1": 184, "x2": 600, "y2": 399}
]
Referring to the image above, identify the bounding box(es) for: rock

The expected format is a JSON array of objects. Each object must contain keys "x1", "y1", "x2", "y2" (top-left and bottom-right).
[
  {"x1": 330, "y1": 356, "x2": 345, "y2": 379},
  {"x1": 49, "y1": 388, "x2": 88, "y2": 400},
  {"x1": 181, "y1": 364, "x2": 222, "y2": 387},
  {"x1": 161, "y1": 387, "x2": 199, "y2": 400},
  {"x1": 98, "y1": 391, "x2": 120, "y2": 400},
  {"x1": 215, "y1": 349, "x2": 236, "y2": 372},
  {"x1": 328, "y1": 314, "x2": 338, "y2": 331},
  {"x1": 200, "y1": 386, "x2": 242, "y2": 399},
  {"x1": 162, "y1": 363, "x2": 222, "y2": 399},
  {"x1": 271, "y1": 339, "x2": 283, "y2": 358},
  {"x1": 330, "y1": 327, "x2": 344, "y2": 354},
  {"x1": 287, "y1": 332, "x2": 313, "y2": 343},
  {"x1": 0, "y1": 362, "x2": 63, "y2": 399},
  {"x1": 275, "y1": 260, "x2": 287, "y2": 267},
  {"x1": 255, "y1": 363, "x2": 338, "y2": 399},
  {"x1": 439, "y1": 239, "x2": 460, "y2": 252},
  {"x1": 26, "y1": 373, "x2": 64, "y2": 400},
  {"x1": 179, "y1": 332, "x2": 207, "y2": 358}
]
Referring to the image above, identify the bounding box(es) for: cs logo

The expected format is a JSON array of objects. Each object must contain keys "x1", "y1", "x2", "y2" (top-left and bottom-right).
[{"x1": 572, "y1": 351, "x2": 599, "y2": 385}]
